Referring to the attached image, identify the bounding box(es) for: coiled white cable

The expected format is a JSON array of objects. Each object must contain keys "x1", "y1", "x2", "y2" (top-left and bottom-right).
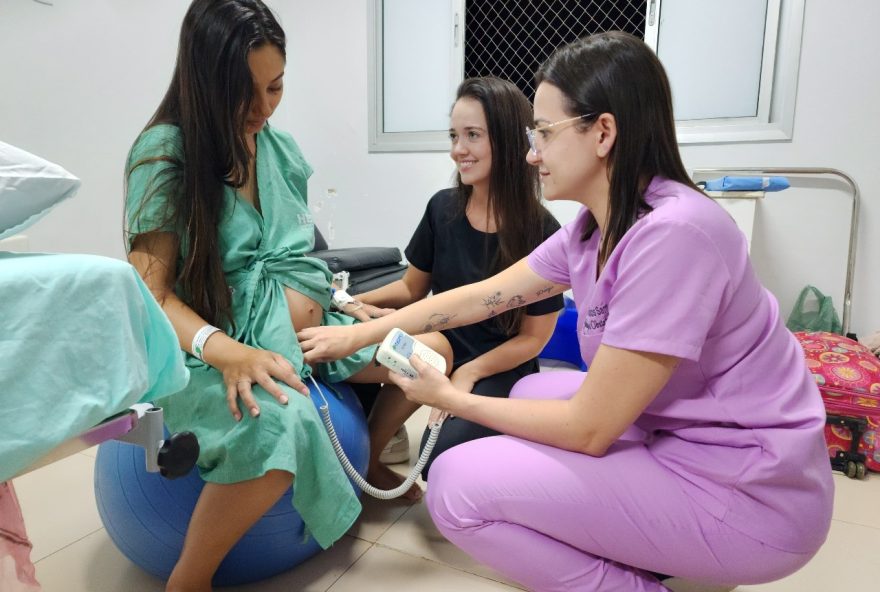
[{"x1": 309, "y1": 375, "x2": 443, "y2": 499}]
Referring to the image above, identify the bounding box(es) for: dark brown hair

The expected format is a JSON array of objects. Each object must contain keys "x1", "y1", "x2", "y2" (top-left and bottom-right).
[
  {"x1": 536, "y1": 32, "x2": 702, "y2": 268},
  {"x1": 126, "y1": 0, "x2": 285, "y2": 329},
  {"x1": 452, "y1": 76, "x2": 549, "y2": 335}
]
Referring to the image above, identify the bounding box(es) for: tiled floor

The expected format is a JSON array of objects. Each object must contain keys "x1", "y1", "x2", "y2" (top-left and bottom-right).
[{"x1": 12, "y1": 361, "x2": 880, "y2": 591}]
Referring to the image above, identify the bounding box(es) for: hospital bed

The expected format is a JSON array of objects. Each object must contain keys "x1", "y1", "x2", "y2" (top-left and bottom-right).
[
  {"x1": 0, "y1": 251, "x2": 195, "y2": 588},
  {"x1": 0, "y1": 252, "x2": 194, "y2": 483}
]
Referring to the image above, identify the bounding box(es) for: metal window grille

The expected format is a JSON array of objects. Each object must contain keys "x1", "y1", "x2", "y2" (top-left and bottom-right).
[{"x1": 465, "y1": 0, "x2": 645, "y2": 99}]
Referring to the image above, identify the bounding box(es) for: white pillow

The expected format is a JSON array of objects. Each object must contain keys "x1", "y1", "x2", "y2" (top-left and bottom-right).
[{"x1": 0, "y1": 141, "x2": 81, "y2": 241}]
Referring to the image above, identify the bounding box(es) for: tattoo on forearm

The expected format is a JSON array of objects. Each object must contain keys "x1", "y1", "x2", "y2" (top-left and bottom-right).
[
  {"x1": 482, "y1": 291, "x2": 503, "y2": 309},
  {"x1": 507, "y1": 295, "x2": 526, "y2": 308},
  {"x1": 536, "y1": 285, "x2": 554, "y2": 297},
  {"x1": 422, "y1": 312, "x2": 457, "y2": 333}
]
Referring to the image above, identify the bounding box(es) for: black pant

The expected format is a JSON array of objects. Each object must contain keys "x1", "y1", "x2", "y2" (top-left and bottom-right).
[{"x1": 418, "y1": 358, "x2": 540, "y2": 481}]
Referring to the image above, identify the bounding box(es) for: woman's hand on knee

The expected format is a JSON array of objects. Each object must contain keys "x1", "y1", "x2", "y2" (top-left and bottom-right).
[
  {"x1": 449, "y1": 364, "x2": 479, "y2": 395},
  {"x1": 218, "y1": 346, "x2": 309, "y2": 421}
]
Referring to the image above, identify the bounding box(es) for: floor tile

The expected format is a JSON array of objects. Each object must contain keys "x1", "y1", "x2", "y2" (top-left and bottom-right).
[
  {"x1": 346, "y1": 405, "x2": 429, "y2": 542},
  {"x1": 225, "y1": 535, "x2": 372, "y2": 592},
  {"x1": 731, "y1": 519, "x2": 879, "y2": 591},
  {"x1": 327, "y1": 545, "x2": 521, "y2": 592},
  {"x1": 34, "y1": 529, "x2": 165, "y2": 592},
  {"x1": 13, "y1": 454, "x2": 102, "y2": 561},
  {"x1": 828, "y1": 471, "x2": 880, "y2": 529},
  {"x1": 346, "y1": 493, "x2": 415, "y2": 543},
  {"x1": 376, "y1": 501, "x2": 524, "y2": 588},
  {"x1": 33, "y1": 528, "x2": 371, "y2": 592},
  {"x1": 78, "y1": 446, "x2": 98, "y2": 459},
  {"x1": 18, "y1": 382, "x2": 880, "y2": 592}
]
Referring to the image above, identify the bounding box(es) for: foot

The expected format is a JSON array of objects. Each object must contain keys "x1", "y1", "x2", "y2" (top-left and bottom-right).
[{"x1": 366, "y1": 463, "x2": 423, "y2": 502}]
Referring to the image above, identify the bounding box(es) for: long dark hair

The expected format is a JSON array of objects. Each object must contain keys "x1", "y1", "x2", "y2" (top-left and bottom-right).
[
  {"x1": 452, "y1": 76, "x2": 547, "y2": 335},
  {"x1": 126, "y1": 0, "x2": 285, "y2": 329},
  {"x1": 536, "y1": 32, "x2": 702, "y2": 268}
]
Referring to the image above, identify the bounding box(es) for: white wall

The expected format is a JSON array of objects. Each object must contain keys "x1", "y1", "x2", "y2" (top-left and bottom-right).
[
  {"x1": 270, "y1": 1, "x2": 453, "y2": 247},
  {"x1": 1, "y1": 1, "x2": 878, "y2": 335},
  {"x1": 0, "y1": 1, "x2": 188, "y2": 257},
  {"x1": 679, "y1": 1, "x2": 880, "y2": 335}
]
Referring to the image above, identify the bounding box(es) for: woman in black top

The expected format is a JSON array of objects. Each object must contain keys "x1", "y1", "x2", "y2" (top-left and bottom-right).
[{"x1": 356, "y1": 77, "x2": 563, "y2": 484}]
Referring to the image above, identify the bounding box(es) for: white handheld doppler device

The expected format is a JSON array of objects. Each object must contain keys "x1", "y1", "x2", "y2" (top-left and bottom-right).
[{"x1": 376, "y1": 328, "x2": 446, "y2": 379}]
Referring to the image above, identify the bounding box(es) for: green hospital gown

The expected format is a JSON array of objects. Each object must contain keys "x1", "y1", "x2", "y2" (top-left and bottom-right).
[{"x1": 125, "y1": 123, "x2": 371, "y2": 548}]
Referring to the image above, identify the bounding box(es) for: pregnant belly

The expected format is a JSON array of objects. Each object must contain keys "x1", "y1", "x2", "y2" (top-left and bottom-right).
[{"x1": 284, "y1": 286, "x2": 324, "y2": 331}]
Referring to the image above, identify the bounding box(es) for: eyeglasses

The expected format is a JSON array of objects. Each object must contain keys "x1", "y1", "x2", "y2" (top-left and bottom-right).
[{"x1": 526, "y1": 114, "x2": 595, "y2": 155}]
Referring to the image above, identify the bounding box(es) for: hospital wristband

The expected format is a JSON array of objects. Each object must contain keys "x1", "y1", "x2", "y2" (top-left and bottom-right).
[
  {"x1": 191, "y1": 325, "x2": 222, "y2": 361},
  {"x1": 331, "y1": 289, "x2": 356, "y2": 311}
]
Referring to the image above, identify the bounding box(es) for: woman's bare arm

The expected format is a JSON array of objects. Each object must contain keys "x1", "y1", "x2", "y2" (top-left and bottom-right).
[{"x1": 129, "y1": 231, "x2": 308, "y2": 420}]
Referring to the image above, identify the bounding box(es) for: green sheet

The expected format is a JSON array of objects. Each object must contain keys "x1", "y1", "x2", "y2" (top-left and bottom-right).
[{"x1": 0, "y1": 253, "x2": 189, "y2": 481}]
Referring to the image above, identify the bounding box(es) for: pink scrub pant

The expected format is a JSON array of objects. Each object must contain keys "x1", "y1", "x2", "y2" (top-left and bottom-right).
[{"x1": 425, "y1": 371, "x2": 816, "y2": 591}]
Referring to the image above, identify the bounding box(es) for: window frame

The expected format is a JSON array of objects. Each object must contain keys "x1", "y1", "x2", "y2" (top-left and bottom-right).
[
  {"x1": 644, "y1": 0, "x2": 805, "y2": 144},
  {"x1": 368, "y1": 0, "x2": 465, "y2": 153},
  {"x1": 369, "y1": 0, "x2": 806, "y2": 152}
]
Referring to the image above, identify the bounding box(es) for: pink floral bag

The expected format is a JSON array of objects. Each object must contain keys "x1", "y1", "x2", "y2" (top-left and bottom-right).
[{"x1": 795, "y1": 331, "x2": 880, "y2": 478}]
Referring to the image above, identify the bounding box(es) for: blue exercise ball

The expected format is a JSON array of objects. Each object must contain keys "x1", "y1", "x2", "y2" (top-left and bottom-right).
[
  {"x1": 94, "y1": 380, "x2": 369, "y2": 587},
  {"x1": 539, "y1": 296, "x2": 588, "y2": 371}
]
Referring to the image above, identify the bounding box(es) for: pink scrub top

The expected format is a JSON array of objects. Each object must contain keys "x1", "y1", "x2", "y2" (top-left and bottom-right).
[{"x1": 527, "y1": 177, "x2": 834, "y2": 553}]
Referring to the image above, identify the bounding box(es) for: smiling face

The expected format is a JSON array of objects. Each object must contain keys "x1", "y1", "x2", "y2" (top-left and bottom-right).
[
  {"x1": 526, "y1": 82, "x2": 614, "y2": 207},
  {"x1": 244, "y1": 43, "x2": 285, "y2": 134},
  {"x1": 449, "y1": 97, "x2": 492, "y2": 190}
]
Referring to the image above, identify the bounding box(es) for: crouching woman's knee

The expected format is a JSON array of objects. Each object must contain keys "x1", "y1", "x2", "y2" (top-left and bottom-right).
[{"x1": 424, "y1": 445, "x2": 485, "y2": 538}]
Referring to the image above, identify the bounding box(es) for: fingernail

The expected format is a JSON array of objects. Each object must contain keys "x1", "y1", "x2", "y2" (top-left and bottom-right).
[
  {"x1": 280, "y1": 395, "x2": 289, "y2": 404},
  {"x1": 300, "y1": 387, "x2": 310, "y2": 395},
  {"x1": 251, "y1": 407, "x2": 260, "y2": 417}
]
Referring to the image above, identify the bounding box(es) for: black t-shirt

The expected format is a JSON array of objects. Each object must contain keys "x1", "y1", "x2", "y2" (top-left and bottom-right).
[{"x1": 405, "y1": 188, "x2": 564, "y2": 367}]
